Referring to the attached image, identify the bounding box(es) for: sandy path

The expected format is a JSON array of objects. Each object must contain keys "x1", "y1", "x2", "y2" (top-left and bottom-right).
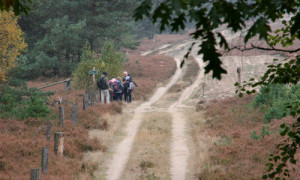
[
  {"x1": 106, "y1": 51, "x2": 184, "y2": 180},
  {"x1": 106, "y1": 40, "x2": 203, "y2": 180},
  {"x1": 168, "y1": 52, "x2": 204, "y2": 180}
]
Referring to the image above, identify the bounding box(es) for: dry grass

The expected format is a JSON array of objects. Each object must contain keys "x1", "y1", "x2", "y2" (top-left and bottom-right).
[
  {"x1": 153, "y1": 56, "x2": 199, "y2": 108},
  {"x1": 122, "y1": 112, "x2": 172, "y2": 180},
  {"x1": 0, "y1": 118, "x2": 104, "y2": 180},
  {"x1": 78, "y1": 113, "x2": 131, "y2": 179},
  {"x1": 185, "y1": 110, "x2": 213, "y2": 180},
  {"x1": 188, "y1": 95, "x2": 300, "y2": 180},
  {"x1": 0, "y1": 82, "x2": 124, "y2": 179},
  {"x1": 125, "y1": 54, "x2": 176, "y2": 101}
]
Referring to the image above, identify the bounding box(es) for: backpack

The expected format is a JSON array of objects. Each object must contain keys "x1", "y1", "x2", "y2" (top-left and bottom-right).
[
  {"x1": 129, "y1": 82, "x2": 135, "y2": 91},
  {"x1": 97, "y1": 77, "x2": 108, "y2": 90},
  {"x1": 113, "y1": 82, "x2": 121, "y2": 92}
]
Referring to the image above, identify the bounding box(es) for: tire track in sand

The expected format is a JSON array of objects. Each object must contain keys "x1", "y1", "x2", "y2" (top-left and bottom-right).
[
  {"x1": 106, "y1": 48, "x2": 186, "y2": 180},
  {"x1": 168, "y1": 53, "x2": 203, "y2": 180}
]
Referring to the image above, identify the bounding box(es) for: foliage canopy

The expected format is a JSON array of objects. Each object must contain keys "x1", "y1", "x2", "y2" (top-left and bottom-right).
[
  {"x1": 72, "y1": 41, "x2": 125, "y2": 89},
  {"x1": 16, "y1": 0, "x2": 140, "y2": 78},
  {"x1": 0, "y1": 0, "x2": 31, "y2": 16},
  {"x1": 0, "y1": 11, "x2": 26, "y2": 84}
]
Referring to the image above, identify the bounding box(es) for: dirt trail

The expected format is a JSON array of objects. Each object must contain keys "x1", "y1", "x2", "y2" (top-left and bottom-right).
[
  {"x1": 169, "y1": 52, "x2": 203, "y2": 180},
  {"x1": 105, "y1": 39, "x2": 203, "y2": 180},
  {"x1": 106, "y1": 47, "x2": 186, "y2": 180}
]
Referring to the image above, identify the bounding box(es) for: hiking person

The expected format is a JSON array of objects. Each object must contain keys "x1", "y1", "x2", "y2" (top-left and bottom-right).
[
  {"x1": 114, "y1": 77, "x2": 123, "y2": 101},
  {"x1": 123, "y1": 71, "x2": 132, "y2": 82},
  {"x1": 122, "y1": 78, "x2": 128, "y2": 103},
  {"x1": 97, "y1": 72, "x2": 110, "y2": 104},
  {"x1": 109, "y1": 78, "x2": 116, "y2": 101},
  {"x1": 123, "y1": 71, "x2": 137, "y2": 91},
  {"x1": 124, "y1": 76, "x2": 132, "y2": 103}
]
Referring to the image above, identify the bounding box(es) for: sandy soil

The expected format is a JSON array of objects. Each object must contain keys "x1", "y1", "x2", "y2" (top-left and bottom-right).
[
  {"x1": 168, "y1": 52, "x2": 204, "y2": 179},
  {"x1": 105, "y1": 46, "x2": 184, "y2": 180}
]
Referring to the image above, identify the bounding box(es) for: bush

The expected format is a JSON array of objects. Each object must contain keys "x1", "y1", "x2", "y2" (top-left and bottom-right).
[
  {"x1": 253, "y1": 84, "x2": 300, "y2": 122},
  {"x1": 0, "y1": 85, "x2": 52, "y2": 120}
]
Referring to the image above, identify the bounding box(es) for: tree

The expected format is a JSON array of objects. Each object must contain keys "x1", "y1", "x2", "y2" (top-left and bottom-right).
[
  {"x1": 134, "y1": 0, "x2": 300, "y2": 79},
  {"x1": 0, "y1": 0, "x2": 31, "y2": 16},
  {"x1": 17, "y1": 0, "x2": 140, "y2": 78},
  {"x1": 100, "y1": 40, "x2": 126, "y2": 79},
  {"x1": 0, "y1": 11, "x2": 26, "y2": 85},
  {"x1": 72, "y1": 40, "x2": 125, "y2": 89}
]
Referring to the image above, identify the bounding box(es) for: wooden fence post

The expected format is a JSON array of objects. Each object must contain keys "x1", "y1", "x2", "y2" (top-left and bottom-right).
[
  {"x1": 41, "y1": 147, "x2": 49, "y2": 174},
  {"x1": 87, "y1": 90, "x2": 97, "y2": 106},
  {"x1": 64, "y1": 80, "x2": 71, "y2": 91},
  {"x1": 92, "y1": 67, "x2": 96, "y2": 84},
  {"x1": 70, "y1": 103, "x2": 78, "y2": 126},
  {"x1": 30, "y1": 168, "x2": 40, "y2": 180},
  {"x1": 46, "y1": 120, "x2": 51, "y2": 141},
  {"x1": 54, "y1": 132, "x2": 64, "y2": 157},
  {"x1": 59, "y1": 106, "x2": 64, "y2": 127},
  {"x1": 237, "y1": 67, "x2": 241, "y2": 94},
  {"x1": 83, "y1": 91, "x2": 90, "y2": 110}
]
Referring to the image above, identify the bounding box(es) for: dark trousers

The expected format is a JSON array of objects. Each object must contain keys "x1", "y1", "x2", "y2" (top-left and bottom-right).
[
  {"x1": 124, "y1": 91, "x2": 131, "y2": 103},
  {"x1": 116, "y1": 93, "x2": 122, "y2": 101},
  {"x1": 109, "y1": 90, "x2": 113, "y2": 102}
]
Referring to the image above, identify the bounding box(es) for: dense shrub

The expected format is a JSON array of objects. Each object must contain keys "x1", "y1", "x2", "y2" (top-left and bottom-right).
[
  {"x1": 253, "y1": 84, "x2": 300, "y2": 123},
  {"x1": 0, "y1": 86, "x2": 52, "y2": 120}
]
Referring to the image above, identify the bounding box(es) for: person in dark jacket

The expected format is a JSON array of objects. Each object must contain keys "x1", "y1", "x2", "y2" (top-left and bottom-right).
[
  {"x1": 114, "y1": 77, "x2": 123, "y2": 101},
  {"x1": 97, "y1": 72, "x2": 110, "y2": 104},
  {"x1": 124, "y1": 76, "x2": 132, "y2": 103}
]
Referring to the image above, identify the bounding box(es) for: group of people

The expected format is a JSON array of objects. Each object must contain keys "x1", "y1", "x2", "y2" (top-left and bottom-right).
[{"x1": 97, "y1": 71, "x2": 136, "y2": 104}]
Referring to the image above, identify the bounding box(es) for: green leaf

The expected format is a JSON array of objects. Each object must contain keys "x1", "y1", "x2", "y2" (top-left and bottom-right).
[
  {"x1": 134, "y1": 0, "x2": 153, "y2": 21},
  {"x1": 180, "y1": 60, "x2": 185, "y2": 68},
  {"x1": 290, "y1": 158, "x2": 296, "y2": 164},
  {"x1": 217, "y1": 33, "x2": 229, "y2": 50}
]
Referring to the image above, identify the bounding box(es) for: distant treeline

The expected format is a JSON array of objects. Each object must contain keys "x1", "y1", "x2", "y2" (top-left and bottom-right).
[{"x1": 15, "y1": 0, "x2": 159, "y2": 79}]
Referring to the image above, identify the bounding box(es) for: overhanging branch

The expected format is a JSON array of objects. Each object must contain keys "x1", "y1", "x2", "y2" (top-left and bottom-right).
[{"x1": 227, "y1": 43, "x2": 300, "y2": 53}]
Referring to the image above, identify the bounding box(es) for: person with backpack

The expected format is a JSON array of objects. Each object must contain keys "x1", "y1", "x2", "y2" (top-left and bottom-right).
[
  {"x1": 124, "y1": 76, "x2": 134, "y2": 103},
  {"x1": 123, "y1": 71, "x2": 132, "y2": 82},
  {"x1": 109, "y1": 78, "x2": 116, "y2": 101},
  {"x1": 122, "y1": 78, "x2": 128, "y2": 103},
  {"x1": 97, "y1": 72, "x2": 110, "y2": 104},
  {"x1": 123, "y1": 71, "x2": 137, "y2": 102},
  {"x1": 123, "y1": 71, "x2": 138, "y2": 87},
  {"x1": 114, "y1": 77, "x2": 123, "y2": 101}
]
